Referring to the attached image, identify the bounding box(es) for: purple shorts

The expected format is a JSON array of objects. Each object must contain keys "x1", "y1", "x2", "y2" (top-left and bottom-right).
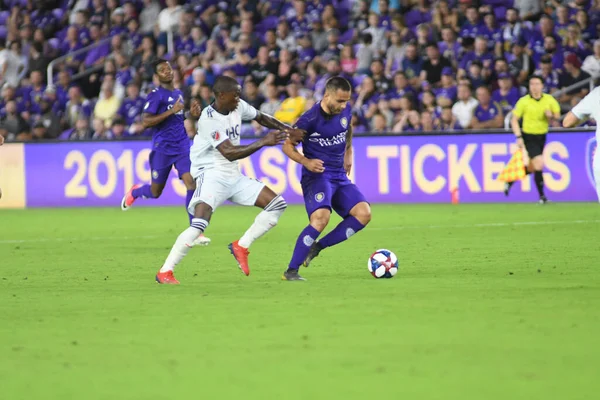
[
  {"x1": 149, "y1": 151, "x2": 191, "y2": 184},
  {"x1": 301, "y1": 175, "x2": 368, "y2": 218}
]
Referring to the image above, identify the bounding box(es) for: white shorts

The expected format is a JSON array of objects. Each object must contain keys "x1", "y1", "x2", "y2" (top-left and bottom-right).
[{"x1": 187, "y1": 170, "x2": 265, "y2": 214}]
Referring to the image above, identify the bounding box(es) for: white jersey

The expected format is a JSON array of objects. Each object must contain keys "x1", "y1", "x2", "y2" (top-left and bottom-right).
[
  {"x1": 190, "y1": 100, "x2": 258, "y2": 178},
  {"x1": 572, "y1": 87, "x2": 600, "y2": 140}
]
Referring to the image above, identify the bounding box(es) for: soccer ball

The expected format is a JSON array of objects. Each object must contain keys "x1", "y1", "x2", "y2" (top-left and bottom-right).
[{"x1": 368, "y1": 249, "x2": 399, "y2": 279}]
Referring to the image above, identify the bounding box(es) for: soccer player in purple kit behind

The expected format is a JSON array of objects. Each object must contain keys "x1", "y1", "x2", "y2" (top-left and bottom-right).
[
  {"x1": 282, "y1": 77, "x2": 372, "y2": 281},
  {"x1": 121, "y1": 59, "x2": 210, "y2": 246}
]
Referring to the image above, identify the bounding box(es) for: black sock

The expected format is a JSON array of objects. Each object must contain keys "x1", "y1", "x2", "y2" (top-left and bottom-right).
[{"x1": 534, "y1": 171, "x2": 545, "y2": 197}]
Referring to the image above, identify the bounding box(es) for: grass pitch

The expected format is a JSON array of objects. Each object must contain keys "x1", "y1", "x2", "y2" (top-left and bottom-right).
[{"x1": 1, "y1": 203, "x2": 599, "y2": 399}]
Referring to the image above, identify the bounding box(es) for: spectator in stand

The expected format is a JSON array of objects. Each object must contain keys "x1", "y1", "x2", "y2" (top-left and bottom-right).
[
  {"x1": 24, "y1": 70, "x2": 46, "y2": 117},
  {"x1": 421, "y1": 43, "x2": 452, "y2": 87},
  {"x1": 365, "y1": 12, "x2": 387, "y2": 56},
  {"x1": 434, "y1": 67, "x2": 457, "y2": 106},
  {"x1": 0, "y1": 41, "x2": 26, "y2": 88},
  {"x1": 401, "y1": 43, "x2": 423, "y2": 88},
  {"x1": 276, "y1": 20, "x2": 296, "y2": 51},
  {"x1": 384, "y1": 31, "x2": 405, "y2": 76},
  {"x1": 459, "y1": 36, "x2": 494, "y2": 77},
  {"x1": 492, "y1": 73, "x2": 521, "y2": 115},
  {"x1": 377, "y1": 97, "x2": 395, "y2": 129},
  {"x1": 461, "y1": 6, "x2": 484, "y2": 39},
  {"x1": 356, "y1": 33, "x2": 375, "y2": 75},
  {"x1": 28, "y1": 42, "x2": 50, "y2": 75},
  {"x1": 118, "y1": 82, "x2": 145, "y2": 128},
  {"x1": 574, "y1": 10, "x2": 595, "y2": 43},
  {"x1": 94, "y1": 80, "x2": 121, "y2": 126},
  {"x1": 370, "y1": 59, "x2": 391, "y2": 94},
  {"x1": 558, "y1": 53, "x2": 591, "y2": 108},
  {"x1": 0, "y1": 99, "x2": 28, "y2": 141},
  {"x1": 421, "y1": 110, "x2": 435, "y2": 132},
  {"x1": 394, "y1": 110, "x2": 423, "y2": 133},
  {"x1": 83, "y1": 24, "x2": 110, "y2": 70},
  {"x1": 372, "y1": 112, "x2": 389, "y2": 133},
  {"x1": 340, "y1": 44, "x2": 358, "y2": 75},
  {"x1": 242, "y1": 78, "x2": 265, "y2": 110},
  {"x1": 501, "y1": 8, "x2": 525, "y2": 54},
  {"x1": 435, "y1": 105, "x2": 462, "y2": 131},
  {"x1": 108, "y1": 117, "x2": 129, "y2": 139},
  {"x1": 482, "y1": 12, "x2": 503, "y2": 56},
  {"x1": 274, "y1": 82, "x2": 306, "y2": 124},
  {"x1": 432, "y1": 0, "x2": 458, "y2": 33},
  {"x1": 471, "y1": 86, "x2": 504, "y2": 130},
  {"x1": 91, "y1": 118, "x2": 111, "y2": 140},
  {"x1": 354, "y1": 76, "x2": 380, "y2": 125},
  {"x1": 273, "y1": 49, "x2": 298, "y2": 90},
  {"x1": 34, "y1": 96, "x2": 62, "y2": 139},
  {"x1": 514, "y1": 0, "x2": 542, "y2": 22},
  {"x1": 110, "y1": 8, "x2": 127, "y2": 38},
  {"x1": 157, "y1": 0, "x2": 182, "y2": 39},
  {"x1": 555, "y1": 5, "x2": 571, "y2": 42},
  {"x1": 535, "y1": 55, "x2": 561, "y2": 94},
  {"x1": 320, "y1": 29, "x2": 344, "y2": 65},
  {"x1": 507, "y1": 38, "x2": 534, "y2": 86},
  {"x1": 564, "y1": 24, "x2": 592, "y2": 61},
  {"x1": 60, "y1": 115, "x2": 92, "y2": 140},
  {"x1": 582, "y1": 40, "x2": 600, "y2": 77},
  {"x1": 63, "y1": 86, "x2": 92, "y2": 129},
  {"x1": 438, "y1": 27, "x2": 460, "y2": 68},
  {"x1": 452, "y1": 83, "x2": 478, "y2": 129}
]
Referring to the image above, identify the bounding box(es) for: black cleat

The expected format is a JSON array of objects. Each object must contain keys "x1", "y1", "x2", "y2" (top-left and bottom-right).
[
  {"x1": 504, "y1": 181, "x2": 515, "y2": 197},
  {"x1": 302, "y1": 242, "x2": 323, "y2": 268},
  {"x1": 538, "y1": 195, "x2": 549, "y2": 205},
  {"x1": 282, "y1": 269, "x2": 306, "y2": 281}
]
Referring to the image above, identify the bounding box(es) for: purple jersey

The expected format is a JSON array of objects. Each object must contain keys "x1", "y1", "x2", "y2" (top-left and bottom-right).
[
  {"x1": 296, "y1": 102, "x2": 353, "y2": 180},
  {"x1": 474, "y1": 102, "x2": 502, "y2": 122},
  {"x1": 492, "y1": 87, "x2": 520, "y2": 114},
  {"x1": 119, "y1": 96, "x2": 146, "y2": 125},
  {"x1": 143, "y1": 86, "x2": 189, "y2": 156}
]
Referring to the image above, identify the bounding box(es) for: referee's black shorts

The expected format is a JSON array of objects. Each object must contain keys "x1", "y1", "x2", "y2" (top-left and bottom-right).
[{"x1": 522, "y1": 132, "x2": 547, "y2": 158}]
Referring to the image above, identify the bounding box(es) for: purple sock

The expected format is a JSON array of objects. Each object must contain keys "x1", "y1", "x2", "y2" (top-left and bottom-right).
[
  {"x1": 319, "y1": 216, "x2": 365, "y2": 249},
  {"x1": 288, "y1": 225, "x2": 321, "y2": 270},
  {"x1": 186, "y1": 189, "x2": 194, "y2": 224},
  {"x1": 132, "y1": 184, "x2": 154, "y2": 199}
]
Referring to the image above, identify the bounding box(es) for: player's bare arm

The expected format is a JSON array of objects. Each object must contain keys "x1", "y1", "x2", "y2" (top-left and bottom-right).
[
  {"x1": 0, "y1": 134, "x2": 4, "y2": 146},
  {"x1": 282, "y1": 139, "x2": 325, "y2": 173},
  {"x1": 344, "y1": 125, "x2": 353, "y2": 175},
  {"x1": 217, "y1": 131, "x2": 287, "y2": 161},
  {"x1": 142, "y1": 99, "x2": 184, "y2": 128},
  {"x1": 510, "y1": 113, "x2": 524, "y2": 148},
  {"x1": 562, "y1": 111, "x2": 584, "y2": 128},
  {"x1": 254, "y1": 111, "x2": 305, "y2": 143}
]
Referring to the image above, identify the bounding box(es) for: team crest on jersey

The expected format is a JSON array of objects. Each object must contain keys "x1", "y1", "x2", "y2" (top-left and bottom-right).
[
  {"x1": 315, "y1": 192, "x2": 325, "y2": 202},
  {"x1": 212, "y1": 131, "x2": 220, "y2": 141},
  {"x1": 152, "y1": 170, "x2": 158, "y2": 179},
  {"x1": 585, "y1": 136, "x2": 597, "y2": 189},
  {"x1": 340, "y1": 117, "x2": 348, "y2": 128}
]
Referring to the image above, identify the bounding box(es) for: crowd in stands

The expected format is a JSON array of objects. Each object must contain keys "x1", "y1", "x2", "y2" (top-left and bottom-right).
[{"x1": 0, "y1": 0, "x2": 599, "y2": 142}]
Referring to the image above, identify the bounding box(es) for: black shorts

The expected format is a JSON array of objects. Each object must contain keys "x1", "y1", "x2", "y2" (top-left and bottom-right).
[{"x1": 522, "y1": 133, "x2": 547, "y2": 158}]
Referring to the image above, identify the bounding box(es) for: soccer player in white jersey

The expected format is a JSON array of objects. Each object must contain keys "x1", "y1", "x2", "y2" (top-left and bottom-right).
[
  {"x1": 155, "y1": 76, "x2": 305, "y2": 284},
  {"x1": 563, "y1": 87, "x2": 600, "y2": 202}
]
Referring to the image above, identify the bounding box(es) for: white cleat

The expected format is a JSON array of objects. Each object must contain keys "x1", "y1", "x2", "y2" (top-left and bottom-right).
[{"x1": 192, "y1": 234, "x2": 211, "y2": 247}]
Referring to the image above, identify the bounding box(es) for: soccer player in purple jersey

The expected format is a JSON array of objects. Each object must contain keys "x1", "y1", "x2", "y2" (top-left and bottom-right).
[
  {"x1": 120, "y1": 59, "x2": 210, "y2": 246},
  {"x1": 282, "y1": 77, "x2": 372, "y2": 281}
]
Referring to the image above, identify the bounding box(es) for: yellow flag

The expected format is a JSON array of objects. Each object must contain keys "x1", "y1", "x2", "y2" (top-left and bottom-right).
[{"x1": 497, "y1": 149, "x2": 526, "y2": 182}]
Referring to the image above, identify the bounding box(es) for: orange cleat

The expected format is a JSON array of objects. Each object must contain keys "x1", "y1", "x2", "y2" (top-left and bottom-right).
[
  {"x1": 228, "y1": 241, "x2": 250, "y2": 276},
  {"x1": 121, "y1": 184, "x2": 142, "y2": 211},
  {"x1": 155, "y1": 270, "x2": 180, "y2": 284}
]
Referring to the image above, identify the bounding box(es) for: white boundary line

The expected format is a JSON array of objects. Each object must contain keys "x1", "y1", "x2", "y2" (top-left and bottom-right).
[{"x1": 1, "y1": 220, "x2": 599, "y2": 244}]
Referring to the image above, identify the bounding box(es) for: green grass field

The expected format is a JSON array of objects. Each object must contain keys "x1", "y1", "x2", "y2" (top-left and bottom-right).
[{"x1": 1, "y1": 203, "x2": 599, "y2": 400}]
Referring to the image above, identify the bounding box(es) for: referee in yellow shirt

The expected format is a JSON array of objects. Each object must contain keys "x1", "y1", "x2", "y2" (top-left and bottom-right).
[{"x1": 507, "y1": 75, "x2": 561, "y2": 204}]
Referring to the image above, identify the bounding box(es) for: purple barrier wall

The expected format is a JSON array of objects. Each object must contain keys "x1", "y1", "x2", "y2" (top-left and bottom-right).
[{"x1": 22, "y1": 132, "x2": 597, "y2": 207}]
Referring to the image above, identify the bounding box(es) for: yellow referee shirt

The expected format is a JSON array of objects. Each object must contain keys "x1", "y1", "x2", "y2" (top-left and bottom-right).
[{"x1": 512, "y1": 93, "x2": 561, "y2": 134}]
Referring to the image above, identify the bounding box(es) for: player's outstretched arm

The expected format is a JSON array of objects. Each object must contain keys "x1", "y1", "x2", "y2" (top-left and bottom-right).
[
  {"x1": 562, "y1": 112, "x2": 583, "y2": 128},
  {"x1": 254, "y1": 111, "x2": 305, "y2": 144},
  {"x1": 217, "y1": 131, "x2": 288, "y2": 161},
  {"x1": 282, "y1": 139, "x2": 325, "y2": 173},
  {"x1": 142, "y1": 99, "x2": 185, "y2": 128}
]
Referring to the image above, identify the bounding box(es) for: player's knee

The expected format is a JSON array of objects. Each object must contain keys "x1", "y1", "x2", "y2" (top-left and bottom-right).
[
  {"x1": 310, "y1": 211, "x2": 330, "y2": 231},
  {"x1": 353, "y1": 203, "x2": 372, "y2": 225},
  {"x1": 151, "y1": 185, "x2": 164, "y2": 198}
]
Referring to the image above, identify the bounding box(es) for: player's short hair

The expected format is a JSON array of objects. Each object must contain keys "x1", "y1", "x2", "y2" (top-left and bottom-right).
[
  {"x1": 325, "y1": 76, "x2": 352, "y2": 93},
  {"x1": 212, "y1": 76, "x2": 240, "y2": 95},
  {"x1": 153, "y1": 59, "x2": 169, "y2": 74}
]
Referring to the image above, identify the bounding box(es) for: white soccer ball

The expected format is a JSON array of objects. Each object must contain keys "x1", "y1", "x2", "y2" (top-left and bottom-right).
[{"x1": 368, "y1": 249, "x2": 399, "y2": 279}]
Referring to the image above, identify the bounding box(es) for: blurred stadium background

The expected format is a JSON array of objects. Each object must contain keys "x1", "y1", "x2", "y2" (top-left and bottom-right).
[{"x1": 0, "y1": 0, "x2": 599, "y2": 141}]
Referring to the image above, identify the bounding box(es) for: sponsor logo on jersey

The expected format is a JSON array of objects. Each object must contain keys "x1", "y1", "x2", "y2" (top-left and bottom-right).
[
  {"x1": 212, "y1": 131, "x2": 220, "y2": 141},
  {"x1": 315, "y1": 192, "x2": 325, "y2": 202},
  {"x1": 226, "y1": 125, "x2": 240, "y2": 139},
  {"x1": 310, "y1": 132, "x2": 321, "y2": 137},
  {"x1": 340, "y1": 117, "x2": 348, "y2": 128},
  {"x1": 585, "y1": 136, "x2": 597, "y2": 189},
  {"x1": 308, "y1": 131, "x2": 347, "y2": 146}
]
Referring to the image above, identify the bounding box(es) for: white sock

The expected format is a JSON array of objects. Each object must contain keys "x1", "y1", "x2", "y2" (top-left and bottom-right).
[
  {"x1": 160, "y1": 218, "x2": 208, "y2": 273},
  {"x1": 594, "y1": 148, "x2": 600, "y2": 203},
  {"x1": 238, "y1": 195, "x2": 287, "y2": 248}
]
